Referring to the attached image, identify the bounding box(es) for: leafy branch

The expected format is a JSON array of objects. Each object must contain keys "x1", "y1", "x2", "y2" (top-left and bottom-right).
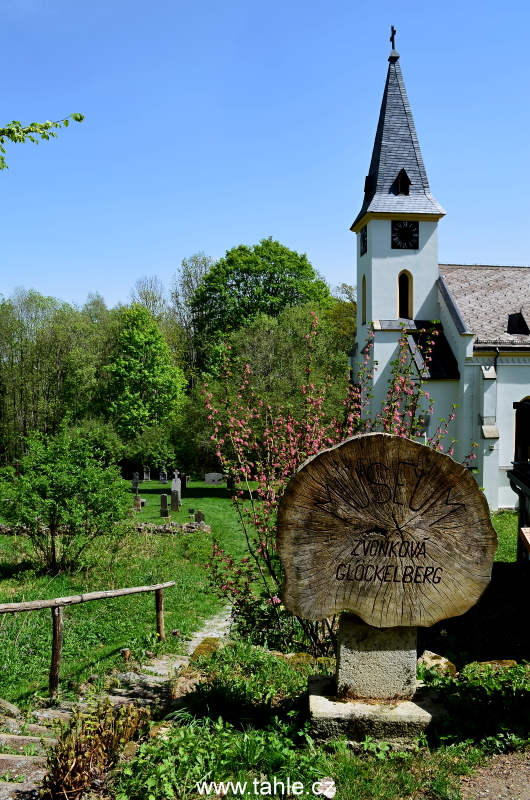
[{"x1": 0, "y1": 113, "x2": 84, "y2": 170}]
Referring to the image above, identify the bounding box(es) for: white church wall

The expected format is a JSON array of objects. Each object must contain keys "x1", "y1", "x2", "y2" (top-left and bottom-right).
[
  {"x1": 496, "y1": 362, "x2": 530, "y2": 508},
  {"x1": 369, "y1": 220, "x2": 439, "y2": 321}
]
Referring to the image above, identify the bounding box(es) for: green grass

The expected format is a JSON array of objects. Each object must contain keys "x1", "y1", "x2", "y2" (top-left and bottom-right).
[
  {"x1": 0, "y1": 480, "x2": 244, "y2": 706},
  {"x1": 113, "y1": 643, "x2": 488, "y2": 800},
  {"x1": 491, "y1": 509, "x2": 518, "y2": 562},
  {"x1": 0, "y1": 481, "x2": 521, "y2": 718}
]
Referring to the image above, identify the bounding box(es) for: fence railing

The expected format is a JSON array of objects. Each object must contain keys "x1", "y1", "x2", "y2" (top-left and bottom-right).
[{"x1": 0, "y1": 581, "x2": 176, "y2": 696}]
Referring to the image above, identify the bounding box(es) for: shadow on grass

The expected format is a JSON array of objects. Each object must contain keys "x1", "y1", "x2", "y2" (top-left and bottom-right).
[
  {"x1": 0, "y1": 559, "x2": 38, "y2": 580},
  {"x1": 133, "y1": 484, "x2": 252, "y2": 501},
  {"x1": 178, "y1": 680, "x2": 306, "y2": 729}
]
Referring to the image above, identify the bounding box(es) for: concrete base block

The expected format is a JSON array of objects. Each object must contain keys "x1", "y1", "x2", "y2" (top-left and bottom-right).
[
  {"x1": 309, "y1": 676, "x2": 447, "y2": 747},
  {"x1": 336, "y1": 613, "x2": 417, "y2": 699}
]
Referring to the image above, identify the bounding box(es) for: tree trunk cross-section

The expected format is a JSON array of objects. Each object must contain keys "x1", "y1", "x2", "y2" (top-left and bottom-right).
[{"x1": 277, "y1": 434, "x2": 497, "y2": 628}]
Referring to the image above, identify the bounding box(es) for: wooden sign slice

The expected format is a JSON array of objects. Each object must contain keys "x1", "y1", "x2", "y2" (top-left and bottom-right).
[{"x1": 277, "y1": 433, "x2": 497, "y2": 628}]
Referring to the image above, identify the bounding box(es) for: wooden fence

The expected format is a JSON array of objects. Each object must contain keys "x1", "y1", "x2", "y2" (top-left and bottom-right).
[{"x1": 0, "y1": 581, "x2": 176, "y2": 696}]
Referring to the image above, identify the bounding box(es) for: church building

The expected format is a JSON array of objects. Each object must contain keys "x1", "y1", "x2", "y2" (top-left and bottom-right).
[{"x1": 350, "y1": 41, "x2": 530, "y2": 510}]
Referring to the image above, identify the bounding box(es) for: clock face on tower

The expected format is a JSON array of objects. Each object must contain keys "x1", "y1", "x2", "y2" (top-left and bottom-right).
[
  {"x1": 391, "y1": 220, "x2": 419, "y2": 250},
  {"x1": 360, "y1": 225, "x2": 367, "y2": 256}
]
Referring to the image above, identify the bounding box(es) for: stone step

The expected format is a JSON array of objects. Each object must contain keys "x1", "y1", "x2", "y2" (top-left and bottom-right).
[
  {"x1": 0, "y1": 753, "x2": 47, "y2": 798},
  {"x1": 117, "y1": 671, "x2": 169, "y2": 684},
  {"x1": 0, "y1": 718, "x2": 53, "y2": 737},
  {"x1": 141, "y1": 655, "x2": 189, "y2": 676},
  {"x1": 0, "y1": 733, "x2": 57, "y2": 750},
  {"x1": 31, "y1": 709, "x2": 72, "y2": 723},
  {"x1": 0, "y1": 755, "x2": 46, "y2": 766},
  {"x1": 0, "y1": 781, "x2": 39, "y2": 800}
]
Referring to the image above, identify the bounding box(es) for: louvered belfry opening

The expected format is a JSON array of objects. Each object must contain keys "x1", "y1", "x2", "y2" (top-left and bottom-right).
[{"x1": 391, "y1": 168, "x2": 411, "y2": 196}]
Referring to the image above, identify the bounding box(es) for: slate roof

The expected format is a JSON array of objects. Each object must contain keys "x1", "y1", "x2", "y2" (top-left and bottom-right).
[
  {"x1": 372, "y1": 320, "x2": 460, "y2": 379},
  {"x1": 440, "y1": 264, "x2": 530, "y2": 347},
  {"x1": 408, "y1": 328, "x2": 460, "y2": 380},
  {"x1": 351, "y1": 51, "x2": 446, "y2": 231}
]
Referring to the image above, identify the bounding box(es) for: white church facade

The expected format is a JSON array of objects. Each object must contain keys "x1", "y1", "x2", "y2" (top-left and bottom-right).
[{"x1": 350, "y1": 44, "x2": 530, "y2": 510}]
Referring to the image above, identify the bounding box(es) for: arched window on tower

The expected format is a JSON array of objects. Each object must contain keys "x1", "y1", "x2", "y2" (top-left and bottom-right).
[
  {"x1": 398, "y1": 271, "x2": 412, "y2": 319},
  {"x1": 362, "y1": 275, "x2": 366, "y2": 325}
]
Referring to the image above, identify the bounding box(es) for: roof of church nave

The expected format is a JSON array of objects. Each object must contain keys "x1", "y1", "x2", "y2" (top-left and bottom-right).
[
  {"x1": 351, "y1": 49, "x2": 445, "y2": 231},
  {"x1": 440, "y1": 264, "x2": 530, "y2": 346}
]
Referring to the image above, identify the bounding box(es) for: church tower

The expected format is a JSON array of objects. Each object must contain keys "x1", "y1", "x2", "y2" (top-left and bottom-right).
[
  {"x1": 351, "y1": 38, "x2": 448, "y2": 423},
  {"x1": 352, "y1": 42, "x2": 445, "y2": 345}
]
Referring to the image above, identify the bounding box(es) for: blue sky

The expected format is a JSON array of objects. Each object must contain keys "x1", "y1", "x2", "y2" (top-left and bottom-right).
[{"x1": 1, "y1": 0, "x2": 528, "y2": 307}]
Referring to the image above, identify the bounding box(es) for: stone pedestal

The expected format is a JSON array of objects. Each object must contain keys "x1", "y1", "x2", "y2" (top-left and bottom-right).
[
  {"x1": 336, "y1": 613, "x2": 417, "y2": 699},
  {"x1": 309, "y1": 676, "x2": 446, "y2": 747},
  {"x1": 308, "y1": 612, "x2": 445, "y2": 747}
]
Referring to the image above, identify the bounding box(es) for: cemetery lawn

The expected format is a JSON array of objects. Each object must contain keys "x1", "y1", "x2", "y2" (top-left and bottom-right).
[{"x1": 0, "y1": 480, "x2": 244, "y2": 707}]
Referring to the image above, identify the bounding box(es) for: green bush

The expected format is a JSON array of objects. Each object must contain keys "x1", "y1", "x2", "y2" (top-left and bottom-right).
[
  {"x1": 114, "y1": 716, "x2": 329, "y2": 800},
  {"x1": 0, "y1": 430, "x2": 131, "y2": 572},
  {"x1": 185, "y1": 642, "x2": 326, "y2": 726},
  {"x1": 426, "y1": 662, "x2": 530, "y2": 746}
]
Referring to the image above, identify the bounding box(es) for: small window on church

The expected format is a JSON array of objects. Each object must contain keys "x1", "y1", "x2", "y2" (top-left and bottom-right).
[
  {"x1": 362, "y1": 276, "x2": 366, "y2": 325},
  {"x1": 398, "y1": 271, "x2": 412, "y2": 319}
]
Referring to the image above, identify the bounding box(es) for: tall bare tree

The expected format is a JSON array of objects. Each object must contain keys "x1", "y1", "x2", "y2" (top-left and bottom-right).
[
  {"x1": 170, "y1": 252, "x2": 216, "y2": 379},
  {"x1": 129, "y1": 275, "x2": 168, "y2": 319}
]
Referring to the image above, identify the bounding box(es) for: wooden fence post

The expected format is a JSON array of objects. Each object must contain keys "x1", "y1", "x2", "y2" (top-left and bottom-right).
[
  {"x1": 155, "y1": 589, "x2": 165, "y2": 641},
  {"x1": 49, "y1": 606, "x2": 63, "y2": 697}
]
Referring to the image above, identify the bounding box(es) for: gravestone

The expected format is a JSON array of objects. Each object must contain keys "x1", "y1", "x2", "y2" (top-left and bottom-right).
[
  {"x1": 133, "y1": 495, "x2": 142, "y2": 511},
  {"x1": 160, "y1": 494, "x2": 170, "y2": 518},
  {"x1": 159, "y1": 469, "x2": 168, "y2": 484},
  {"x1": 178, "y1": 471, "x2": 187, "y2": 491},
  {"x1": 131, "y1": 472, "x2": 139, "y2": 492},
  {"x1": 205, "y1": 472, "x2": 223, "y2": 485},
  {"x1": 143, "y1": 466, "x2": 151, "y2": 481},
  {"x1": 194, "y1": 510, "x2": 205, "y2": 524},
  {"x1": 171, "y1": 475, "x2": 181, "y2": 512},
  {"x1": 277, "y1": 433, "x2": 498, "y2": 743}
]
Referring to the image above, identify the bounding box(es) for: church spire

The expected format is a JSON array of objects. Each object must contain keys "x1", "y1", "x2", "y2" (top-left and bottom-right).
[{"x1": 351, "y1": 44, "x2": 445, "y2": 232}]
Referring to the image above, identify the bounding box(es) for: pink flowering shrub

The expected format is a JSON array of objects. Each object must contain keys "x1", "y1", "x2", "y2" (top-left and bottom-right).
[{"x1": 202, "y1": 317, "x2": 477, "y2": 654}]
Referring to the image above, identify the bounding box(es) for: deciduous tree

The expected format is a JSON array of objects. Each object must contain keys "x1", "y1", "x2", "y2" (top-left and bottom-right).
[
  {"x1": 106, "y1": 304, "x2": 186, "y2": 440},
  {"x1": 189, "y1": 238, "x2": 331, "y2": 339}
]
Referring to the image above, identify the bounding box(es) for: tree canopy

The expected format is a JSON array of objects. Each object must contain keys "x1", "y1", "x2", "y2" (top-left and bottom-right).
[
  {"x1": 189, "y1": 237, "x2": 331, "y2": 337},
  {"x1": 0, "y1": 113, "x2": 84, "y2": 170},
  {"x1": 106, "y1": 304, "x2": 186, "y2": 440}
]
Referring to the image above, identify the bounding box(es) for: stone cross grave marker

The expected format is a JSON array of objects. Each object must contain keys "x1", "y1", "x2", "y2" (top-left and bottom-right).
[
  {"x1": 160, "y1": 494, "x2": 170, "y2": 518},
  {"x1": 131, "y1": 472, "x2": 139, "y2": 492},
  {"x1": 277, "y1": 433, "x2": 497, "y2": 738}
]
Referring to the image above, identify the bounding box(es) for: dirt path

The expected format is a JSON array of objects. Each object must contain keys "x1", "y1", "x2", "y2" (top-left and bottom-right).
[{"x1": 461, "y1": 752, "x2": 530, "y2": 800}]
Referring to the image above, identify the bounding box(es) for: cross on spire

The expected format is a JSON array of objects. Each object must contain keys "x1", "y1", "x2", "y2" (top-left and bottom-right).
[{"x1": 390, "y1": 25, "x2": 396, "y2": 50}]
